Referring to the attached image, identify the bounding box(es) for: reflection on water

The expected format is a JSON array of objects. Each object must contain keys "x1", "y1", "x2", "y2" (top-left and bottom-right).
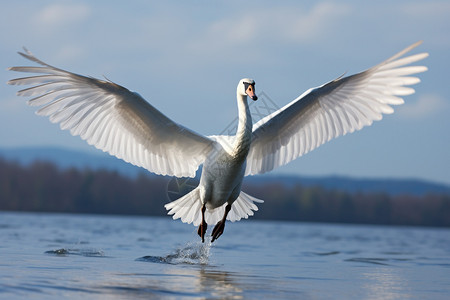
[
  {"x1": 197, "y1": 268, "x2": 244, "y2": 299},
  {"x1": 362, "y1": 267, "x2": 410, "y2": 300},
  {"x1": 95, "y1": 267, "x2": 246, "y2": 300}
]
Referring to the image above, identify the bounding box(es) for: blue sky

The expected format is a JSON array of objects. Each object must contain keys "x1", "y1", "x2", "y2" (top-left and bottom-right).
[{"x1": 1, "y1": 1, "x2": 449, "y2": 184}]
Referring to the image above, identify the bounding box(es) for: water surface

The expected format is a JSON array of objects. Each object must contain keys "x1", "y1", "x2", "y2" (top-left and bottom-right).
[{"x1": 0, "y1": 212, "x2": 449, "y2": 299}]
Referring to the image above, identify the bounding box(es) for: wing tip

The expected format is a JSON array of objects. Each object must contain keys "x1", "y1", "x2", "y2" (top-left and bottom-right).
[
  {"x1": 384, "y1": 40, "x2": 428, "y2": 64},
  {"x1": 412, "y1": 40, "x2": 423, "y2": 48}
]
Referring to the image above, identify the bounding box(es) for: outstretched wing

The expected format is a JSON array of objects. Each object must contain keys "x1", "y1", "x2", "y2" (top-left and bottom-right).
[
  {"x1": 8, "y1": 49, "x2": 215, "y2": 177},
  {"x1": 245, "y1": 41, "x2": 428, "y2": 176}
]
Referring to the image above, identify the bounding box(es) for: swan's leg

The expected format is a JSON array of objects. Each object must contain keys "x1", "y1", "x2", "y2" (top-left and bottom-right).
[
  {"x1": 197, "y1": 203, "x2": 207, "y2": 243},
  {"x1": 211, "y1": 203, "x2": 232, "y2": 243}
]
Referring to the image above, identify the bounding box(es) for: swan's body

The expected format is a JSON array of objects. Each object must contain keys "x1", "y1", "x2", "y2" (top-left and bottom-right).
[{"x1": 8, "y1": 42, "x2": 428, "y2": 242}]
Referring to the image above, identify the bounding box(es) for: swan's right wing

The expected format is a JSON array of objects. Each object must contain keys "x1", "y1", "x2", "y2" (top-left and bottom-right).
[
  {"x1": 8, "y1": 49, "x2": 215, "y2": 177},
  {"x1": 245, "y1": 41, "x2": 428, "y2": 176}
]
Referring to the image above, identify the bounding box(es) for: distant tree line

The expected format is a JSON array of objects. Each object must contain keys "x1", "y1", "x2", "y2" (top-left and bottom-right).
[{"x1": 0, "y1": 158, "x2": 449, "y2": 227}]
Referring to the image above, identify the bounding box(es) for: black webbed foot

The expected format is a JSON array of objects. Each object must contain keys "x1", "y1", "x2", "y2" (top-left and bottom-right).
[
  {"x1": 197, "y1": 220, "x2": 207, "y2": 243},
  {"x1": 211, "y1": 220, "x2": 225, "y2": 243},
  {"x1": 198, "y1": 203, "x2": 207, "y2": 243},
  {"x1": 211, "y1": 203, "x2": 232, "y2": 243}
]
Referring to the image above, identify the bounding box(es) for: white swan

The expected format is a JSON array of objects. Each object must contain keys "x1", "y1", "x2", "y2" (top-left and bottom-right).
[{"x1": 8, "y1": 42, "x2": 428, "y2": 242}]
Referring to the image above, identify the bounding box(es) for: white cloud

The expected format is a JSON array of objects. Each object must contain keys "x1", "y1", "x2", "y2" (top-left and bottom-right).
[
  {"x1": 188, "y1": 2, "x2": 352, "y2": 55},
  {"x1": 33, "y1": 3, "x2": 91, "y2": 28},
  {"x1": 284, "y1": 2, "x2": 352, "y2": 42},
  {"x1": 398, "y1": 94, "x2": 448, "y2": 119}
]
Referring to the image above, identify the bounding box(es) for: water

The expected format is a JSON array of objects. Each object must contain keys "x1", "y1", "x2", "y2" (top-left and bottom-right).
[{"x1": 0, "y1": 212, "x2": 449, "y2": 299}]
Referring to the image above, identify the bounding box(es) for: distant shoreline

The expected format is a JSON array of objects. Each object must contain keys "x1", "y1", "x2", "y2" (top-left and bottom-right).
[{"x1": 1, "y1": 157, "x2": 449, "y2": 227}]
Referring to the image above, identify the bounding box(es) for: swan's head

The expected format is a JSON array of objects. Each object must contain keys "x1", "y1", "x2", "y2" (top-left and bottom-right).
[{"x1": 237, "y1": 78, "x2": 258, "y2": 101}]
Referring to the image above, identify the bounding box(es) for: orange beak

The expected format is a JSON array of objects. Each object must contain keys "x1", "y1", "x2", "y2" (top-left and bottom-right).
[{"x1": 246, "y1": 85, "x2": 258, "y2": 101}]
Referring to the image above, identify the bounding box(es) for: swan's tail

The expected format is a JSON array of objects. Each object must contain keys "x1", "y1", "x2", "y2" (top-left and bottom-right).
[
  {"x1": 164, "y1": 188, "x2": 264, "y2": 226},
  {"x1": 165, "y1": 187, "x2": 203, "y2": 226}
]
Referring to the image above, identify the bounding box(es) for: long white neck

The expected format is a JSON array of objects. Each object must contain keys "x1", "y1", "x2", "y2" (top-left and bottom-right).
[{"x1": 232, "y1": 93, "x2": 252, "y2": 159}]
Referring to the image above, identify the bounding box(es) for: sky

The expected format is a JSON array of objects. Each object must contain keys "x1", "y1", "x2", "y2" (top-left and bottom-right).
[{"x1": 1, "y1": 1, "x2": 449, "y2": 185}]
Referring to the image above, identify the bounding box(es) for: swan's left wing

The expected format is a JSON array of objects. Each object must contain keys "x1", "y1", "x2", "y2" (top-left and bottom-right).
[
  {"x1": 245, "y1": 41, "x2": 428, "y2": 176},
  {"x1": 8, "y1": 49, "x2": 215, "y2": 177}
]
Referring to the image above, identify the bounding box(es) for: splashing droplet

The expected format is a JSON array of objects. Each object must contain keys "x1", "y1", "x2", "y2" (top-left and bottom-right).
[{"x1": 138, "y1": 238, "x2": 212, "y2": 265}]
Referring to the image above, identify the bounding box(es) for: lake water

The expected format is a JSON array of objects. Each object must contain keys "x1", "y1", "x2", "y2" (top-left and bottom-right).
[{"x1": 0, "y1": 212, "x2": 449, "y2": 299}]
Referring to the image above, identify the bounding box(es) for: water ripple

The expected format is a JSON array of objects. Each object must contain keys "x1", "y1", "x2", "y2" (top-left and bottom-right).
[
  {"x1": 345, "y1": 257, "x2": 391, "y2": 266},
  {"x1": 45, "y1": 248, "x2": 105, "y2": 257}
]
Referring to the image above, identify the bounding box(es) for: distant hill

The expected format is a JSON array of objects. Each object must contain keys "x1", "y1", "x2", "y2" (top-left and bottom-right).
[{"x1": 1, "y1": 146, "x2": 449, "y2": 196}]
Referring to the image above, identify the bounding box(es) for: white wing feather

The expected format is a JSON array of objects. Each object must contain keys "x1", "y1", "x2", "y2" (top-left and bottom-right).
[
  {"x1": 8, "y1": 49, "x2": 214, "y2": 177},
  {"x1": 245, "y1": 41, "x2": 428, "y2": 176}
]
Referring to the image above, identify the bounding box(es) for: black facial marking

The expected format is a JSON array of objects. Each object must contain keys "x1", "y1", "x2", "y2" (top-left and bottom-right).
[{"x1": 243, "y1": 82, "x2": 255, "y2": 91}]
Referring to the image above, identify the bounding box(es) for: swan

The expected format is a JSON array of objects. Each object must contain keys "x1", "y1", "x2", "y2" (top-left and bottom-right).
[{"x1": 8, "y1": 41, "x2": 428, "y2": 242}]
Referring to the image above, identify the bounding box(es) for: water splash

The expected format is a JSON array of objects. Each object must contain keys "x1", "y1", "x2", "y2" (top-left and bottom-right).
[{"x1": 138, "y1": 238, "x2": 212, "y2": 265}]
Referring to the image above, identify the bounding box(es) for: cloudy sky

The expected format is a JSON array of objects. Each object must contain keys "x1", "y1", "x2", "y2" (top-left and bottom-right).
[{"x1": 1, "y1": 1, "x2": 449, "y2": 184}]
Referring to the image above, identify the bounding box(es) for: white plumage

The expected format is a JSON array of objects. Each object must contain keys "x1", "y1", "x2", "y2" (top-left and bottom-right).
[
  {"x1": 245, "y1": 42, "x2": 428, "y2": 175},
  {"x1": 8, "y1": 41, "x2": 428, "y2": 242}
]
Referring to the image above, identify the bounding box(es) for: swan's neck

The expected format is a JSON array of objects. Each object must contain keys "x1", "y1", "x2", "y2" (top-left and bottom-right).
[{"x1": 232, "y1": 94, "x2": 252, "y2": 159}]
